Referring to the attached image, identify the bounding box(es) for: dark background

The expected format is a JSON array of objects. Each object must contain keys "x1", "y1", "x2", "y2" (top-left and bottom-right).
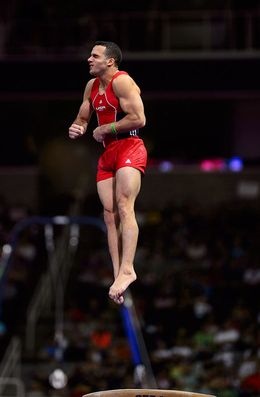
[
  {"x1": 1, "y1": 57, "x2": 260, "y2": 165},
  {"x1": 1, "y1": 0, "x2": 260, "y2": 166}
]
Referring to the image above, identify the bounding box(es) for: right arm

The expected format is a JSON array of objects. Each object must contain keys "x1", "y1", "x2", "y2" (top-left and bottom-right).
[{"x1": 68, "y1": 79, "x2": 94, "y2": 139}]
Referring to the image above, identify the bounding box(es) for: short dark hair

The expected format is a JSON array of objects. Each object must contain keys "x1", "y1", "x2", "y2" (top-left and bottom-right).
[{"x1": 94, "y1": 41, "x2": 122, "y2": 67}]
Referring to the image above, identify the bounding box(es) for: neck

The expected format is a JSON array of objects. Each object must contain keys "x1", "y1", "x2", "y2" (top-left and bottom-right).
[{"x1": 99, "y1": 68, "x2": 119, "y2": 87}]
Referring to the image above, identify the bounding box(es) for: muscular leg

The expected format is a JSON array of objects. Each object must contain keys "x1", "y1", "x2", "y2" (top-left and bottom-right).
[
  {"x1": 106, "y1": 211, "x2": 121, "y2": 279},
  {"x1": 97, "y1": 177, "x2": 121, "y2": 279},
  {"x1": 109, "y1": 167, "x2": 141, "y2": 303},
  {"x1": 97, "y1": 167, "x2": 142, "y2": 304}
]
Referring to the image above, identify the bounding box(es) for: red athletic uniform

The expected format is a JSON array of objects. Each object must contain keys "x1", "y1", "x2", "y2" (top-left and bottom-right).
[{"x1": 90, "y1": 71, "x2": 147, "y2": 182}]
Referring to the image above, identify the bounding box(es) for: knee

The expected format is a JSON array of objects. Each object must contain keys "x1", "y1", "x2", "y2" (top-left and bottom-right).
[
  {"x1": 117, "y1": 199, "x2": 133, "y2": 221},
  {"x1": 103, "y1": 208, "x2": 117, "y2": 226}
]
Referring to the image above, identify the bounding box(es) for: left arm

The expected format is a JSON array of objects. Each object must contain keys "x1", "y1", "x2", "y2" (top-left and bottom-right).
[{"x1": 113, "y1": 74, "x2": 146, "y2": 132}]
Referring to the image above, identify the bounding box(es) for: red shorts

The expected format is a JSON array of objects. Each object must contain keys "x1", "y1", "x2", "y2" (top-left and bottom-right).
[{"x1": 96, "y1": 137, "x2": 147, "y2": 182}]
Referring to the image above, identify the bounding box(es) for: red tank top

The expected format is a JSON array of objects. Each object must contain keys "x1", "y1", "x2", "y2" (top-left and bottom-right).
[{"x1": 90, "y1": 71, "x2": 139, "y2": 147}]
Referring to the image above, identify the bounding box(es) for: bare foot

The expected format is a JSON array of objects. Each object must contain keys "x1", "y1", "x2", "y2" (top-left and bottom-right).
[
  {"x1": 113, "y1": 294, "x2": 124, "y2": 305},
  {"x1": 109, "y1": 271, "x2": 136, "y2": 304}
]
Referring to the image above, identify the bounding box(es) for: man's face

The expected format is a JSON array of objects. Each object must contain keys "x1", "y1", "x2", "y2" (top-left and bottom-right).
[{"x1": 88, "y1": 45, "x2": 110, "y2": 76}]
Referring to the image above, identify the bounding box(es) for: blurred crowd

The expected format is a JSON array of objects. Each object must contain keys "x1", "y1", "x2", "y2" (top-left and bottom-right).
[
  {"x1": 1, "y1": 196, "x2": 259, "y2": 396},
  {"x1": 0, "y1": 194, "x2": 47, "y2": 357},
  {"x1": 133, "y1": 200, "x2": 260, "y2": 397}
]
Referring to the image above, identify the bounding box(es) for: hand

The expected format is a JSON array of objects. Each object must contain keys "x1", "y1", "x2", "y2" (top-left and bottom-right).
[
  {"x1": 92, "y1": 125, "x2": 108, "y2": 143},
  {"x1": 69, "y1": 123, "x2": 85, "y2": 139}
]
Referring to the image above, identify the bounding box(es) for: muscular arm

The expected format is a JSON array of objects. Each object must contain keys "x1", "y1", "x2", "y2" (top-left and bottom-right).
[
  {"x1": 68, "y1": 79, "x2": 94, "y2": 139},
  {"x1": 113, "y1": 74, "x2": 146, "y2": 132},
  {"x1": 92, "y1": 74, "x2": 146, "y2": 142}
]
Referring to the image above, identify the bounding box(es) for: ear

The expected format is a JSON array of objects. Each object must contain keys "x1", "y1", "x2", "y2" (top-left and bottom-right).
[{"x1": 107, "y1": 57, "x2": 115, "y2": 67}]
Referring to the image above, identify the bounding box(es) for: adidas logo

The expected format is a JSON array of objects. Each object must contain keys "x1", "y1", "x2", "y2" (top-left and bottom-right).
[{"x1": 125, "y1": 159, "x2": 131, "y2": 164}]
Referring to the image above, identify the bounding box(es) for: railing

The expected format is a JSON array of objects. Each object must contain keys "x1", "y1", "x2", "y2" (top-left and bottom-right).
[
  {"x1": 25, "y1": 218, "x2": 81, "y2": 354},
  {"x1": 0, "y1": 378, "x2": 25, "y2": 397},
  {"x1": 25, "y1": 217, "x2": 95, "y2": 354},
  {"x1": 1, "y1": 9, "x2": 260, "y2": 59},
  {"x1": 0, "y1": 337, "x2": 25, "y2": 397}
]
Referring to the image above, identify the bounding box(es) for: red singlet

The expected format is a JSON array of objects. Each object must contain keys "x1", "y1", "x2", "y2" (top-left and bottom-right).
[{"x1": 90, "y1": 71, "x2": 147, "y2": 182}]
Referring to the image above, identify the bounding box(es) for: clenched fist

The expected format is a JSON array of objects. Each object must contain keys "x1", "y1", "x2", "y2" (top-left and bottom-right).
[{"x1": 69, "y1": 124, "x2": 85, "y2": 139}]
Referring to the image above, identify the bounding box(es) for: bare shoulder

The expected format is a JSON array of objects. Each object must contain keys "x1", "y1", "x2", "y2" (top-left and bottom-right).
[
  {"x1": 113, "y1": 73, "x2": 141, "y2": 95},
  {"x1": 83, "y1": 78, "x2": 96, "y2": 100}
]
